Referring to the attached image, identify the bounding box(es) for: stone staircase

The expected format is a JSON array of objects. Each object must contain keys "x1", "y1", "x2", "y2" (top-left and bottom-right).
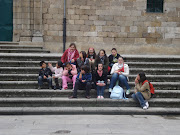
[{"x1": 0, "y1": 42, "x2": 180, "y2": 115}]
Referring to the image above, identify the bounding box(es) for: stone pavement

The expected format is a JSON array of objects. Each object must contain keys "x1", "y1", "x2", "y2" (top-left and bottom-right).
[{"x1": 0, "y1": 115, "x2": 180, "y2": 135}]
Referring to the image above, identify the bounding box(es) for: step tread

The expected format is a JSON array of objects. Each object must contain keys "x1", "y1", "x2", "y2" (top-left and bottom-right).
[
  {"x1": 1, "y1": 74, "x2": 180, "y2": 78},
  {"x1": 0, "y1": 89, "x2": 179, "y2": 92},
  {"x1": 0, "y1": 49, "x2": 49, "y2": 51},
  {"x1": 1, "y1": 67, "x2": 180, "y2": 71},
  {"x1": 0, "y1": 81, "x2": 180, "y2": 85},
  {"x1": 0, "y1": 53, "x2": 63, "y2": 57},
  {"x1": 1, "y1": 61, "x2": 180, "y2": 65}
]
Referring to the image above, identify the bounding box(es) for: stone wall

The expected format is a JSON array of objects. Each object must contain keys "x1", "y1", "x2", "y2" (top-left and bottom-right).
[{"x1": 13, "y1": 0, "x2": 180, "y2": 54}]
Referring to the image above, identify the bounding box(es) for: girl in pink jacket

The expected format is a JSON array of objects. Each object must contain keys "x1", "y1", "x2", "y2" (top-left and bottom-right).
[{"x1": 62, "y1": 62, "x2": 77, "y2": 89}]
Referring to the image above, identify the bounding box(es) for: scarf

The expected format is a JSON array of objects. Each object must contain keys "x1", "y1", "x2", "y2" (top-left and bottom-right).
[
  {"x1": 97, "y1": 70, "x2": 103, "y2": 77},
  {"x1": 118, "y1": 63, "x2": 124, "y2": 72},
  {"x1": 68, "y1": 48, "x2": 75, "y2": 62},
  {"x1": 99, "y1": 56, "x2": 105, "y2": 64}
]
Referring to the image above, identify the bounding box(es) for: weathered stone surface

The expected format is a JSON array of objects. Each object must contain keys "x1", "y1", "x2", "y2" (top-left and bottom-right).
[{"x1": 12, "y1": 0, "x2": 180, "y2": 54}]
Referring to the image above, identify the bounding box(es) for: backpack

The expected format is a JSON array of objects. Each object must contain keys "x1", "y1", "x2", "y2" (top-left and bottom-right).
[
  {"x1": 142, "y1": 80, "x2": 155, "y2": 95},
  {"x1": 110, "y1": 82, "x2": 127, "y2": 99}
]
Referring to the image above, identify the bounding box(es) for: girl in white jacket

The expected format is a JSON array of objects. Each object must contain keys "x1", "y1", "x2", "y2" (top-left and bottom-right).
[
  {"x1": 48, "y1": 61, "x2": 63, "y2": 90},
  {"x1": 109, "y1": 57, "x2": 131, "y2": 95}
]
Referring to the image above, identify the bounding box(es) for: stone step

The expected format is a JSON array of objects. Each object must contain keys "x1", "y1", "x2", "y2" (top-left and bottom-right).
[
  {"x1": 0, "y1": 74, "x2": 180, "y2": 82},
  {"x1": 0, "y1": 53, "x2": 62, "y2": 61},
  {"x1": 0, "y1": 81, "x2": 180, "y2": 90},
  {"x1": 0, "y1": 61, "x2": 180, "y2": 69},
  {"x1": 0, "y1": 107, "x2": 179, "y2": 115},
  {"x1": 0, "y1": 45, "x2": 43, "y2": 49},
  {"x1": 1, "y1": 54, "x2": 180, "y2": 62},
  {"x1": 0, "y1": 42, "x2": 19, "y2": 45},
  {"x1": 123, "y1": 55, "x2": 180, "y2": 62},
  {"x1": 0, "y1": 67, "x2": 179, "y2": 75},
  {"x1": 0, "y1": 49, "x2": 50, "y2": 53},
  {"x1": 0, "y1": 98, "x2": 179, "y2": 108},
  {"x1": 0, "y1": 89, "x2": 179, "y2": 98}
]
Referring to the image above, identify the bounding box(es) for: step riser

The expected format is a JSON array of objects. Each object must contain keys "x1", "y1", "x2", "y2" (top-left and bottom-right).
[
  {"x1": 0, "y1": 62, "x2": 180, "y2": 69},
  {"x1": 0, "y1": 83, "x2": 179, "y2": 90},
  {"x1": 1, "y1": 56, "x2": 180, "y2": 62},
  {"x1": 1, "y1": 69, "x2": 179, "y2": 75},
  {"x1": 0, "y1": 76, "x2": 179, "y2": 82},
  {"x1": 0, "y1": 47, "x2": 43, "y2": 49},
  {"x1": 0, "y1": 91, "x2": 179, "y2": 98},
  {"x1": 0, "y1": 101, "x2": 179, "y2": 107},
  {"x1": 0, "y1": 109, "x2": 179, "y2": 115}
]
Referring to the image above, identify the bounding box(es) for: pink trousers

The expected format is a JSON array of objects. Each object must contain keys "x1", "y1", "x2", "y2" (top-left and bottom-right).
[{"x1": 62, "y1": 75, "x2": 77, "y2": 89}]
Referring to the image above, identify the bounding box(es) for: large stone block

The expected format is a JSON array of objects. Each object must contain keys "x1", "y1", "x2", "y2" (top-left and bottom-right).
[
  {"x1": 67, "y1": 31, "x2": 84, "y2": 36},
  {"x1": 48, "y1": 8, "x2": 59, "y2": 14},
  {"x1": 71, "y1": 15, "x2": 80, "y2": 20},
  {"x1": 75, "y1": 20, "x2": 85, "y2": 25},
  {"x1": 94, "y1": 20, "x2": 106, "y2": 26},
  {"x1": 103, "y1": 37, "x2": 114, "y2": 43},
  {"x1": 89, "y1": 16, "x2": 98, "y2": 20},
  {"x1": 80, "y1": 15, "x2": 89, "y2": 20},
  {"x1": 47, "y1": 31, "x2": 59, "y2": 36},
  {"x1": 84, "y1": 32, "x2": 97, "y2": 37},
  {"x1": 146, "y1": 38, "x2": 157, "y2": 44}
]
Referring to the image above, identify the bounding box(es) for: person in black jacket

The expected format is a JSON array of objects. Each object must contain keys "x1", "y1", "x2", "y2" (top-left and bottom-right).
[
  {"x1": 94, "y1": 63, "x2": 107, "y2": 99},
  {"x1": 108, "y1": 48, "x2": 121, "y2": 73},
  {"x1": 38, "y1": 61, "x2": 52, "y2": 89}
]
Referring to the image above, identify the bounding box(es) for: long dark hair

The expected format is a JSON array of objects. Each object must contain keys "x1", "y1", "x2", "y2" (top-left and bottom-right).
[
  {"x1": 98, "y1": 49, "x2": 107, "y2": 58},
  {"x1": 138, "y1": 72, "x2": 147, "y2": 83},
  {"x1": 80, "y1": 51, "x2": 87, "y2": 62},
  {"x1": 87, "y1": 48, "x2": 96, "y2": 58}
]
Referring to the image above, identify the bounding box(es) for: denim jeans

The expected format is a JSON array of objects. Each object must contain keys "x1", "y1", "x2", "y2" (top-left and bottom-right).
[
  {"x1": 109, "y1": 73, "x2": 130, "y2": 90},
  {"x1": 73, "y1": 80, "x2": 91, "y2": 97},
  {"x1": 131, "y1": 92, "x2": 146, "y2": 108},
  {"x1": 38, "y1": 76, "x2": 52, "y2": 88},
  {"x1": 96, "y1": 85, "x2": 106, "y2": 96}
]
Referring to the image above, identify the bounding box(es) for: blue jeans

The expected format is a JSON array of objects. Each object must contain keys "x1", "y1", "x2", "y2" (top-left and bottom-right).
[
  {"x1": 131, "y1": 92, "x2": 146, "y2": 108},
  {"x1": 96, "y1": 85, "x2": 106, "y2": 96},
  {"x1": 109, "y1": 73, "x2": 130, "y2": 90},
  {"x1": 38, "y1": 76, "x2": 52, "y2": 88}
]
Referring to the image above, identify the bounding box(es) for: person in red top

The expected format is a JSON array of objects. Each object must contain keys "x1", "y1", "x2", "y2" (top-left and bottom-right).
[{"x1": 61, "y1": 43, "x2": 79, "y2": 65}]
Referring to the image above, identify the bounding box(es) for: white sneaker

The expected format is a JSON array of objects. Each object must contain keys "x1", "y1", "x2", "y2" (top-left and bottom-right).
[
  {"x1": 109, "y1": 88, "x2": 112, "y2": 92},
  {"x1": 126, "y1": 89, "x2": 130, "y2": 95},
  {"x1": 97, "y1": 96, "x2": 101, "y2": 99},
  {"x1": 100, "y1": 96, "x2": 104, "y2": 99},
  {"x1": 143, "y1": 106, "x2": 148, "y2": 110},
  {"x1": 145, "y1": 101, "x2": 149, "y2": 108}
]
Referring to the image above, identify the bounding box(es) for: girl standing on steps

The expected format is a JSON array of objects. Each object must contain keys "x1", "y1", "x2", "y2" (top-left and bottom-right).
[{"x1": 132, "y1": 72, "x2": 151, "y2": 110}]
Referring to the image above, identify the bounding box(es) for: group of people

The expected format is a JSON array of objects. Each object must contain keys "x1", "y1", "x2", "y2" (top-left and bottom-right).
[{"x1": 38, "y1": 43, "x2": 151, "y2": 110}]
